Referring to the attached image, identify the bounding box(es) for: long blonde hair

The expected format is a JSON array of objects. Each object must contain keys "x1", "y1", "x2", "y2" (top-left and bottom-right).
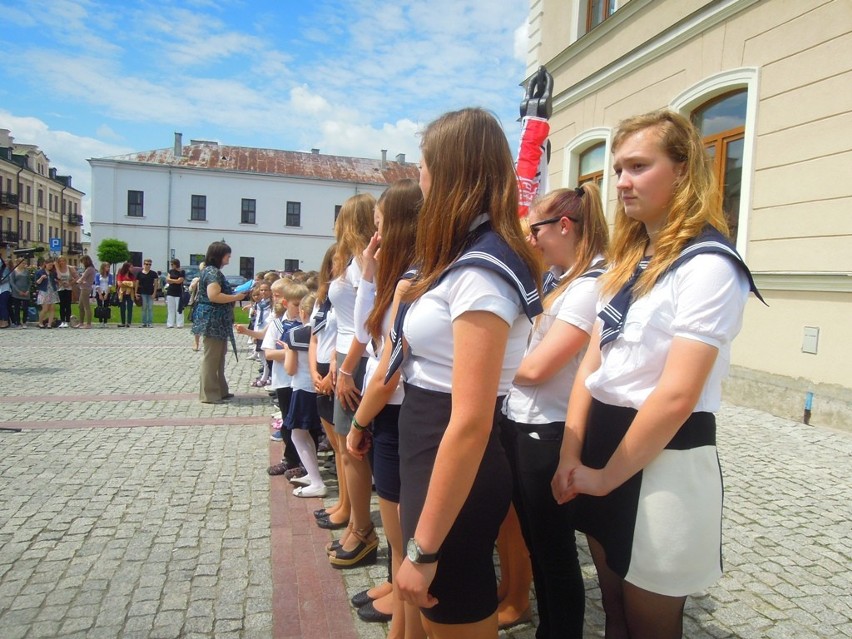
[
  {"x1": 534, "y1": 183, "x2": 609, "y2": 311},
  {"x1": 407, "y1": 108, "x2": 541, "y2": 300},
  {"x1": 332, "y1": 193, "x2": 376, "y2": 279},
  {"x1": 603, "y1": 109, "x2": 728, "y2": 298}
]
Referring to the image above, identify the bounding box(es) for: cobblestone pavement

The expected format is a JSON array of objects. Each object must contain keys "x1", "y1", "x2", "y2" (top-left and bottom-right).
[{"x1": 0, "y1": 326, "x2": 850, "y2": 638}]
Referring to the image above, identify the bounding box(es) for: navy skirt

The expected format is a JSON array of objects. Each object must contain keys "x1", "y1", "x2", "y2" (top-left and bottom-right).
[{"x1": 285, "y1": 389, "x2": 321, "y2": 430}]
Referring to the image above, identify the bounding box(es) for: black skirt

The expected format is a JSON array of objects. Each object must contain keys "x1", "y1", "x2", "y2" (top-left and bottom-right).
[
  {"x1": 315, "y1": 362, "x2": 335, "y2": 424},
  {"x1": 399, "y1": 383, "x2": 512, "y2": 625},
  {"x1": 372, "y1": 404, "x2": 401, "y2": 503}
]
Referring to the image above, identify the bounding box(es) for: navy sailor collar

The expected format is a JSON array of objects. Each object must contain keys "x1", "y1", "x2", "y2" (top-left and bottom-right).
[
  {"x1": 599, "y1": 226, "x2": 765, "y2": 347},
  {"x1": 384, "y1": 219, "x2": 542, "y2": 382}
]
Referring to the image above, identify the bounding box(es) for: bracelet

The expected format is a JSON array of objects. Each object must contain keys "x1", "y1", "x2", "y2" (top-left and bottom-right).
[
  {"x1": 352, "y1": 417, "x2": 367, "y2": 432},
  {"x1": 338, "y1": 369, "x2": 353, "y2": 377}
]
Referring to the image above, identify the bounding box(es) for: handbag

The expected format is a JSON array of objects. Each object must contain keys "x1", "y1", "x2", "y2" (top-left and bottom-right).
[
  {"x1": 134, "y1": 295, "x2": 142, "y2": 307},
  {"x1": 179, "y1": 289, "x2": 190, "y2": 313},
  {"x1": 94, "y1": 306, "x2": 111, "y2": 320}
]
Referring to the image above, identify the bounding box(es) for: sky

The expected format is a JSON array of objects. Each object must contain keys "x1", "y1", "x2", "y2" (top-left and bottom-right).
[{"x1": 0, "y1": 0, "x2": 531, "y2": 221}]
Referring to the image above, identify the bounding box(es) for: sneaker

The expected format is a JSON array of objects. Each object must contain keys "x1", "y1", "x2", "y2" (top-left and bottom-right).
[
  {"x1": 284, "y1": 466, "x2": 307, "y2": 481},
  {"x1": 270, "y1": 430, "x2": 283, "y2": 442},
  {"x1": 317, "y1": 435, "x2": 332, "y2": 454},
  {"x1": 59, "y1": 322, "x2": 68, "y2": 328},
  {"x1": 267, "y1": 460, "x2": 294, "y2": 476}
]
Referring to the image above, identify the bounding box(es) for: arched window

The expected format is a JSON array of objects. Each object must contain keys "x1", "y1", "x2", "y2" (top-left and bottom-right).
[
  {"x1": 578, "y1": 142, "x2": 605, "y2": 187},
  {"x1": 692, "y1": 90, "x2": 747, "y2": 242},
  {"x1": 563, "y1": 127, "x2": 612, "y2": 218}
]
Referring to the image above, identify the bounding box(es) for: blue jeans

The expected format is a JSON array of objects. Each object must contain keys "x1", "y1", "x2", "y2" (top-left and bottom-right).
[{"x1": 140, "y1": 294, "x2": 153, "y2": 325}]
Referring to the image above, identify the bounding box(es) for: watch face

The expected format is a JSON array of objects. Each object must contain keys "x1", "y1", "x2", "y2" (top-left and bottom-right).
[{"x1": 406, "y1": 538, "x2": 419, "y2": 562}]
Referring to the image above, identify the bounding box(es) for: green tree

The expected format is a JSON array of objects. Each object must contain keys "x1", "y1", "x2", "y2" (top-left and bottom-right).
[{"x1": 96, "y1": 238, "x2": 130, "y2": 269}]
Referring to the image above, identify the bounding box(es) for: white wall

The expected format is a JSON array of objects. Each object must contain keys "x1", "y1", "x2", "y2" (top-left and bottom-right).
[{"x1": 90, "y1": 160, "x2": 387, "y2": 274}]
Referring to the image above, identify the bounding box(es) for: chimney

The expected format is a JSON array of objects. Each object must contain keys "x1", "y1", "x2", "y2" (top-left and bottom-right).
[
  {"x1": 395, "y1": 153, "x2": 405, "y2": 164},
  {"x1": 381, "y1": 149, "x2": 387, "y2": 170},
  {"x1": 174, "y1": 132, "x2": 183, "y2": 157},
  {"x1": 311, "y1": 148, "x2": 320, "y2": 154}
]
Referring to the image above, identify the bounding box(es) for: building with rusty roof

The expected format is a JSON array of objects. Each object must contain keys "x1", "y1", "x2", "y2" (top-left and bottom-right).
[{"x1": 88, "y1": 133, "x2": 419, "y2": 275}]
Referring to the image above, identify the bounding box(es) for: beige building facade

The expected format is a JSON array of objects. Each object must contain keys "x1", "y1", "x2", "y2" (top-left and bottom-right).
[
  {"x1": 527, "y1": 0, "x2": 851, "y2": 428},
  {"x1": 0, "y1": 129, "x2": 85, "y2": 265}
]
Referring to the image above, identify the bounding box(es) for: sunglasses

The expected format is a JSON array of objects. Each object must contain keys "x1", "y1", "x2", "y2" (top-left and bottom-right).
[{"x1": 528, "y1": 215, "x2": 577, "y2": 239}]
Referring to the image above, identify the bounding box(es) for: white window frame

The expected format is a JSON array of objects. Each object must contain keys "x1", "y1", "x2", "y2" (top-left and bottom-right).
[
  {"x1": 670, "y1": 67, "x2": 760, "y2": 258},
  {"x1": 561, "y1": 126, "x2": 613, "y2": 220}
]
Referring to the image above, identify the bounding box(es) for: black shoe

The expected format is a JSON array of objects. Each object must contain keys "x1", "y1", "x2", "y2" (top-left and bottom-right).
[
  {"x1": 350, "y1": 589, "x2": 374, "y2": 609},
  {"x1": 316, "y1": 516, "x2": 349, "y2": 531},
  {"x1": 222, "y1": 393, "x2": 235, "y2": 400},
  {"x1": 357, "y1": 601, "x2": 392, "y2": 623},
  {"x1": 329, "y1": 525, "x2": 379, "y2": 568}
]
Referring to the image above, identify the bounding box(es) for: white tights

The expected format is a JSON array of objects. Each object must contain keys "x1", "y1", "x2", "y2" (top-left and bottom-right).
[{"x1": 290, "y1": 429, "x2": 324, "y2": 488}]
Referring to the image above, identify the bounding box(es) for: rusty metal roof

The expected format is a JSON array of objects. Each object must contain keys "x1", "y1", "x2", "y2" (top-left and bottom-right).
[{"x1": 97, "y1": 143, "x2": 420, "y2": 186}]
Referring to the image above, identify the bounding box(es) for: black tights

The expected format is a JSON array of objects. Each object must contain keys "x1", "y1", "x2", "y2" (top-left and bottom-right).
[
  {"x1": 588, "y1": 536, "x2": 686, "y2": 639},
  {"x1": 58, "y1": 289, "x2": 72, "y2": 323}
]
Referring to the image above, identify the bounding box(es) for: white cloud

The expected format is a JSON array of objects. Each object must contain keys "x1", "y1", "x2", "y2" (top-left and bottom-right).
[
  {"x1": 4, "y1": 0, "x2": 529, "y2": 172},
  {"x1": 514, "y1": 21, "x2": 529, "y2": 63},
  {"x1": 138, "y1": 7, "x2": 265, "y2": 68},
  {"x1": 95, "y1": 124, "x2": 123, "y2": 141},
  {"x1": 0, "y1": 110, "x2": 132, "y2": 219},
  {"x1": 315, "y1": 117, "x2": 423, "y2": 161}
]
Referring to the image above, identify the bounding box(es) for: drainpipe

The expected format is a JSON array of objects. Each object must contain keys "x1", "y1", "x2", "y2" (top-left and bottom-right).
[
  {"x1": 803, "y1": 391, "x2": 814, "y2": 425},
  {"x1": 60, "y1": 184, "x2": 67, "y2": 256},
  {"x1": 166, "y1": 168, "x2": 173, "y2": 270},
  {"x1": 15, "y1": 166, "x2": 23, "y2": 245}
]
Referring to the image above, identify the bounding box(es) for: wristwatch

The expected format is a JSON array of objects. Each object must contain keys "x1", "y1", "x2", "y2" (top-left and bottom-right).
[{"x1": 406, "y1": 538, "x2": 440, "y2": 564}]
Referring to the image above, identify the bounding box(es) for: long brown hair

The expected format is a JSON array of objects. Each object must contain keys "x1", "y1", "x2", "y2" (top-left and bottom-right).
[
  {"x1": 366, "y1": 179, "x2": 422, "y2": 340},
  {"x1": 534, "y1": 182, "x2": 609, "y2": 311},
  {"x1": 407, "y1": 108, "x2": 541, "y2": 300},
  {"x1": 316, "y1": 243, "x2": 336, "y2": 304},
  {"x1": 332, "y1": 193, "x2": 376, "y2": 279},
  {"x1": 603, "y1": 109, "x2": 727, "y2": 298}
]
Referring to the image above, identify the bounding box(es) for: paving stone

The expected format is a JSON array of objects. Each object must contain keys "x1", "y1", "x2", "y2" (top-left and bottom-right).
[{"x1": 1, "y1": 329, "x2": 849, "y2": 639}]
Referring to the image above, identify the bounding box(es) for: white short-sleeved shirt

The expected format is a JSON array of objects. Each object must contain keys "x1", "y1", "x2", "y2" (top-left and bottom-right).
[
  {"x1": 353, "y1": 278, "x2": 376, "y2": 350},
  {"x1": 288, "y1": 346, "x2": 314, "y2": 393},
  {"x1": 255, "y1": 301, "x2": 273, "y2": 333},
  {"x1": 328, "y1": 260, "x2": 362, "y2": 355},
  {"x1": 357, "y1": 279, "x2": 405, "y2": 405},
  {"x1": 402, "y1": 266, "x2": 531, "y2": 394},
  {"x1": 262, "y1": 317, "x2": 292, "y2": 390},
  {"x1": 586, "y1": 254, "x2": 749, "y2": 412},
  {"x1": 504, "y1": 271, "x2": 600, "y2": 424},
  {"x1": 314, "y1": 307, "x2": 337, "y2": 365}
]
